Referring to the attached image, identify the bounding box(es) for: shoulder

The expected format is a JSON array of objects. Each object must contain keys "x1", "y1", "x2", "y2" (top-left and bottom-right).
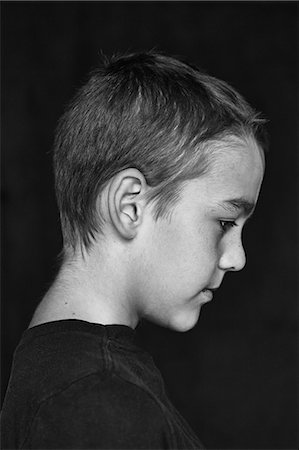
[{"x1": 24, "y1": 371, "x2": 169, "y2": 449}]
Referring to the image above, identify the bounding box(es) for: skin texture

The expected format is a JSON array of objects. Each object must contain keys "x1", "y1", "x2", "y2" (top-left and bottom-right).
[
  {"x1": 132, "y1": 137, "x2": 264, "y2": 331},
  {"x1": 29, "y1": 135, "x2": 264, "y2": 333}
]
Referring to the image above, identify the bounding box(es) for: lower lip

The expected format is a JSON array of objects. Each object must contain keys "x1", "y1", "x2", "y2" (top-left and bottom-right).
[{"x1": 200, "y1": 289, "x2": 213, "y2": 303}]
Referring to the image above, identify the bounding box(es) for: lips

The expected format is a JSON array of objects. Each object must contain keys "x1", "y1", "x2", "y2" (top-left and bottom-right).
[
  {"x1": 201, "y1": 289, "x2": 214, "y2": 303},
  {"x1": 207, "y1": 286, "x2": 220, "y2": 292}
]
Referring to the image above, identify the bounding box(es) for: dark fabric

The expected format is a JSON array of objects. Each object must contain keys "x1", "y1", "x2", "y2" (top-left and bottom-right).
[{"x1": 1, "y1": 319, "x2": 205, "y2": 449}]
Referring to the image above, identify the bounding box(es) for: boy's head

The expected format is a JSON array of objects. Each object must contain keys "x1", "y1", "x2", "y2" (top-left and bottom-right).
[{"x1": 53, "y1": 51, "x2": 266, "y2": 255}]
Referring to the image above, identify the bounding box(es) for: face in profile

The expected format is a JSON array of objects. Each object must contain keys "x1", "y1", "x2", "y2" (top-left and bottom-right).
[{"x1": 134, "y1": 136, "x2": 265, "y2": 332}]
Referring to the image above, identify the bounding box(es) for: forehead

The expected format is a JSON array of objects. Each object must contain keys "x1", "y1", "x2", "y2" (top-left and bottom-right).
[
  {"x1": 210, "y1": 135, "x2": 264, "y2": 171},
  {"x1": 183, "y1": 136, "x2": 265, "y2": 208}
]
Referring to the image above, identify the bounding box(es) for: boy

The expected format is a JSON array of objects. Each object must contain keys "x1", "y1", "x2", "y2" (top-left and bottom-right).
[{"x1": 1, "y1": 51, "x2": 266, "y2": 449}]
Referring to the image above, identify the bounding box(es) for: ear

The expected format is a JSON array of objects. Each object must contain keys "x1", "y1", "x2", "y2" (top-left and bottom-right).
[{"x1": 107, "y1": 168, "x2": 148, "y2": 240}]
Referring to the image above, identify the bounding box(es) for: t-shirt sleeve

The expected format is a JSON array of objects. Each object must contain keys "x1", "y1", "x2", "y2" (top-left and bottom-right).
[{"x1": 24, "y1": 372, "x2": 170, "y2": 449}]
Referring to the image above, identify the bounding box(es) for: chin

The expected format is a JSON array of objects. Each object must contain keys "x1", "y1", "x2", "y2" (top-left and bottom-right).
[{"x1": 166, "y1": 308, "x2": 201, "y2": 333}]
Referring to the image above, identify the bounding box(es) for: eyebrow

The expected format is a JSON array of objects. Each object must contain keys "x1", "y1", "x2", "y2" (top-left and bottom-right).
[{"x1": 219, "y1": 198, "x2": 256, "y2": 217}]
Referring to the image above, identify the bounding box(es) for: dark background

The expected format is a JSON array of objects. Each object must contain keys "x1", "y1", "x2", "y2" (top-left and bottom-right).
[{"x1": 1, "y1": 1, "x2": 298, "y2": 449}]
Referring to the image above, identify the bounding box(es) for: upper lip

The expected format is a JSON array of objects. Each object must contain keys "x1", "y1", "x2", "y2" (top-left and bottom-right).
[{"x1": 206, "y1": 287, "x2": 220, "y2": 292}]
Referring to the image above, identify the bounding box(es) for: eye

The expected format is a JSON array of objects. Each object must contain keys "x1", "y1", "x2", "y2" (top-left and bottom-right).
[{"x1": 219, "y1": 220, "x2": 237, "y2": 234}]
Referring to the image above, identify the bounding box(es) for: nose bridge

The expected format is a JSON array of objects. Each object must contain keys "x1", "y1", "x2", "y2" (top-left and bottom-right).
[{"x1": 219, "y1": 232, "x2": 246, "y2": 272}]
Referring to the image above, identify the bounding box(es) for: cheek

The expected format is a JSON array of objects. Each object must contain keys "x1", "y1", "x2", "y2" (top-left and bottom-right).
[
  {"x1": 136, "y1": 223, "x2": 220, "y2": 318},
  {"x1": 151, "y1": 222, "x2": 218, "y2": 284}
]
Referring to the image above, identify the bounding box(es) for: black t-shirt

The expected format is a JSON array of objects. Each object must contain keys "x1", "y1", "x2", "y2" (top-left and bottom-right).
[{"x1": 1, "y1": 319, "x2": 205, "y2": 449}]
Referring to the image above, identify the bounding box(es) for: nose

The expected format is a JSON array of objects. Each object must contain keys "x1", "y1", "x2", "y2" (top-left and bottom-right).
[{"x1": 218, "y1": 236, "x2": 246, "y2": 272}]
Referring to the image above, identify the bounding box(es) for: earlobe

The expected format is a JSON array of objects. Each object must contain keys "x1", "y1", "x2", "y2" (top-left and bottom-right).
[{"x1": 107, "y1": 169, "x2": 147, "y2": 240}]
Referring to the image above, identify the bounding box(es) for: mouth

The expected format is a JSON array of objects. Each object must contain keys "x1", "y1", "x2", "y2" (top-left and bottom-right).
[
  {"x1": 200, "y1": 286, "x2": 220, "y2": 303},
  {"x1": 200, "y1": 289, "x2": 214, "y2": 303},
  {"x1": 205, "y1": 287, "x2": 219, "y2": 293}
]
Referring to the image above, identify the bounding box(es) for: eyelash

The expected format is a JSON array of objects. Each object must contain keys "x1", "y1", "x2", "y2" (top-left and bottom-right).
[{"x1": 219, "y1": 220, "x2": 238, "y2": 233}]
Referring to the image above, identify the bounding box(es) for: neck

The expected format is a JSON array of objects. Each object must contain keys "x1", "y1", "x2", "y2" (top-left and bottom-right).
[{"x1": 29, "y1": 245, "x2": 139, "y2": 329}]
